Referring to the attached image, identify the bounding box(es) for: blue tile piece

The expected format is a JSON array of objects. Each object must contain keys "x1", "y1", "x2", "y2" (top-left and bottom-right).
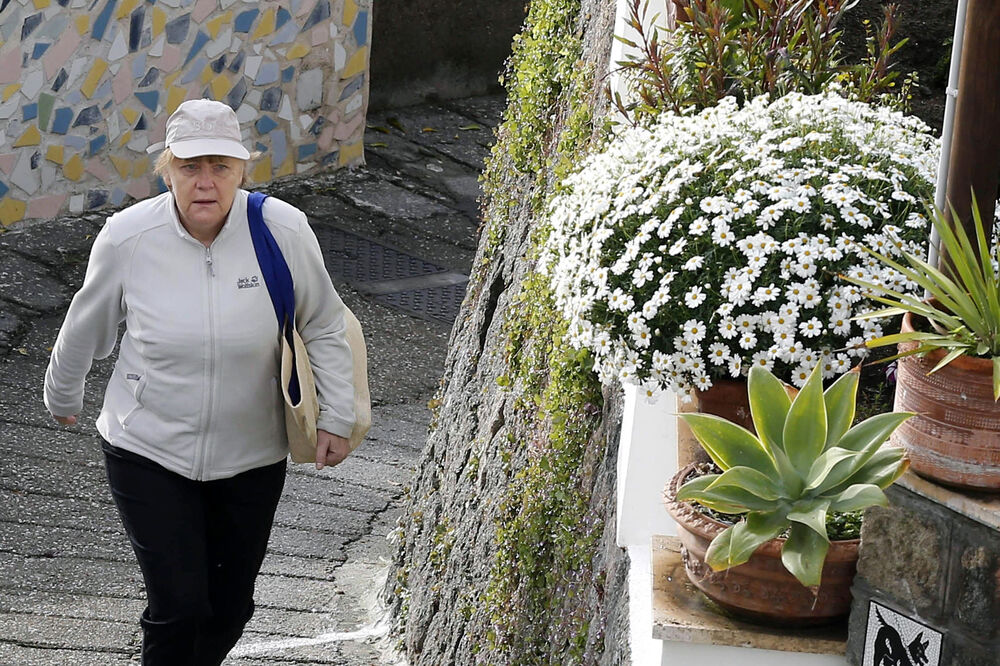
[
  {"x1": 321, "y1": 151, "x2": 339, "y2": 166},
  {"x1": 228, "y1": 52, "x2": 245, "y2": 73},
  {"x1": 165, "y1": 13, "x2": 190, "y2": 44},
  {"x1": 86, "y1": 189, "x2": 109, "y2": 209},
  {"x1": 23, "y1": 103, "x2": 38, "y2": 121},
  {"x1": 135, "y1": 114, "x2": 147, "y2": 130},
  {"x1": 353, "y1": 11, "x2": 367, "y2": 46},
  {"x1": 66, "y1": 91, "x2": 82, "y2": 105},
  {"x1": 22, "y1": 12, "x2": 43, "y2": 40},
  {"x1": 92, "y1": 0, "x2": 118, "y2": 41},
  {"x1": 269, "y1": 20, "x2": 297, "y2": 45},
  {"x1": 211, "y1": 55, "x2": 226, "y2": 73},
  {"x1": 180, "y1": 57, "x2": 206, "y2": 84},
  {"x1": 226, "y1": 78, "x2": 247, "y2": 108},
  {"x1": 111, "y1": 187, "x2": 126, "y2": 205},
  {"x1": 135, "y1": 91, "x2": 159, "y2": 112},
  {"x1": 51, "y1": 68, "x2": 68, "y2": 92},
  {"x1": 183, "y1": 30, "x2": 209, "y2": 67},
  {"x1": 254, "y1": 62, "x2": 279, "y2": 86},
  {"x1": 0, "y1": 180, "x2": 8, "y2": 198},
  {"x1": 31, "y1": 151, "x2": 41, "y2": 169},
  {"x1": 234, "y1": 8, "x2": 258, "y2": 33},
  {"x1": 255, "y1": 141, "x2": 267, "y2": 153},
  {"x1": 94, "y1": 79, "x2": 112, "y2": 100},
  {"x1": 89, "y1": 135, "x2": 108, "y2": 156},
  {"x1": 339, "y1": 74, "x2": 363, "y2": 101},
  {"x1": 73, "y1": 105, "x2": 102, "y2": 127},
  {"x1": 269, "y1": 128, "x2": 286, "y2": 167},
  {"x1": 276, "y1": 7, "x2": 291, "y2": 29},
  {"x1": 139, "y1": 67, "x2": 159, "y2": 87},
  {"x1": 51, "y1": 107, "x2": 73, "y2": 134},
  {"x1": 297, "y1": 143, "x2": 317, "y2": 160},
  {"x1": 282, "y1": 66, "x2": 294, "y2": 82},
  {"x1": 129, "y1": 6, "x2": 145, "y2": 51},
  {"x1": 308, "y1": 117, "x2": 325, "y2": 136},
  {"x1": 63, "y1": 136, "x2": 87, "y2": 150},
  {"x1": 32, "y1": 43, "x2": 50, "y2": 59},
  {"x1": 302, "y1": 0, "x2": 329, "y2": 31},
  {"x1": 132, "y1": 52, "x2": 147, "y2": 78},
  {"x1": 260, "y1": 87, "x2": 281, "y2": 111},
  {"x1": 255, "y1": 115, "x2": 277, "y2": 134}
]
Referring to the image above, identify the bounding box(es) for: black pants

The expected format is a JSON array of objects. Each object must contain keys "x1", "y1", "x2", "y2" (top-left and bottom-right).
[{"x1": 103, "y1": 442, "x2": 286, "y2": 666}]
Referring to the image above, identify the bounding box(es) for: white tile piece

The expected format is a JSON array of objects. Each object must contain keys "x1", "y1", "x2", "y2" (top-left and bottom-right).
[
  {"x1": 334, "y1": 42, "x2": 346, "y2": 70},
  {"x1": 21, "y1": 69, "x2": 45, "y2": 99},
  {"x1": 288, "y1": 118, "x2": 300, "y2": 142},
  {"x1": 41, "y1": 163, "x2": 57, "y2": 191},
  {"x1": 296, "y1": 162, "x2": 315, "y2": 174},
  {"x1": 207, "y1": 28, "x2": 233, "y2": 59},
  {"x1": 109, "y1": 62, "x2": 121, "y2": 75},
  {"x1": 245, "y1": 55, "x2": 262, "y2": 78},
  {"x1": 278, "y1": 94, "x2": 293, "y2": 121},
  {"x1": 107, "y1": 112, "x2": 121, "y2": 141},
  {"x1": 236, "y1": 103, "x2": 258, "y2": 124},
  {"x1": 108, "y1": 30, "x2": 128, "y2": 61},
  {"x1": 245, "y1": 89, "x2": 262, "y2": 106},
  {"x1": 296, "y1": 68, "x2": 323, "y2": 111},
  {"x1": 221, "y1": 0, "x2": 239, "y2": 8},
  {"x1": 69, "y1": 194, "x2": 85, "y2": 213},
  {"x1": 67, "y1": 56, "x2": 90, "y2": 88},
  {"x1": 298, "y1": 114, "x2": 313, "y2": 129},
  {"x1": 0, "y1": 97, "x2": 20, "y2": 120},
  {"x1": 230, "y1": 36, "x2": 242, "y2": 53},
  {"x1": 149, "y1": 34, "x2": 165, "y2": 58},
  {"x1": 11, "y1": 151, "x2": 41, "y2": 196},
  {"x1": 344, "y1": 92, "x2": 362, "y2": 115},
  {"x1": 127, "y1": 134, "x2": 150, "y2": 153},
  {"x1": 253, "y1": 43, "x2": 262, "y2": 55}
]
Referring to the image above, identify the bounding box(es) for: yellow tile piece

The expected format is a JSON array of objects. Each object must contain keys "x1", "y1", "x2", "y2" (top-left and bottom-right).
[
  {"x1": 132, "y1": 157, "x2": 149, "y2": 177},
  {"x1": 75, "y1": 15, "x2": 90, "y2": 35},
  {"x1": 64, "y1": 154, "x2": 84, "y2": 181},
  {"x1": 33, "y1": 0, "x2": 51, "y2": 9},
  {"x1": 252, "y1": 155, "x2": 272, "y2": 183},
  {"x1": 121, "y1": 108, "x2": 139, "y2": 125},
  {"x1": 206, "y1": 11, "x2": 233, "y2": 39},
  {"x1": 13, "y1": 125, "x2": 41, "y2": 148},
  {"x1": 339, "y1": 140, "x2": 363, "y2": 166},
  {"x1": 118, "y1": 131, "x2": 132, "y2": 147},
  {"x1": 81, "y1": 59, "x2": 108, "y2": 99},
  {"x1": 343, "y1": 0, "x2": 358, "y2": 26},
  {"x1": 45, "y1": 145, "x2": 64, "y2": 165},
  {"x1": 167, "y1": 86, "x2": 187, "y2": 114},
  {"x1": 0, "y1": 198, "x2": 26, "y2": 227},
  {"x1": 152, "y1": 7, "x2": 166, "y2": 37},
  {"x1": 341, "y1": 46, "x2": 368, "y2": 79},
  {"x1": 276, "y1": 156, "x2": 294, "y2": 178},
  {"x1": 252, "y1": 8, "x2": 276, "y2": 41},
  {"x1": 210, "y1": 74, "x2": 231, "y2": 100},
  {"x1": 114, "y1": 0, "x2": 140, "y2": 20},
  {"x1": 110, "y1": 155, "x2": 131, "y2": 180},
  {"x1": 286, "y1": 43, "x2": 310, "y2": 60},
  {"x1": 164, "y1": 71, "x2": 180, "y2": 88},
  {"x1": 3, "y1": 83, "x2": 20, "y2": 101},
  {"x1": 200, "y1": 65, "x2": 214, "y2": 85}
]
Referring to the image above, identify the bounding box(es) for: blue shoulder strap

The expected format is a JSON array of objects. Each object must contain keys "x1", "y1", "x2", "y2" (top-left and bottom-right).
[{"x1": 247, "y1": 191, "x2": 301, "y2": 403}]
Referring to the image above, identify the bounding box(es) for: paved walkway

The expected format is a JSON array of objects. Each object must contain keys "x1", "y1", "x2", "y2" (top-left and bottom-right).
[{"x1": 0, "y1": 95, "x2": 502, "y2": 665}]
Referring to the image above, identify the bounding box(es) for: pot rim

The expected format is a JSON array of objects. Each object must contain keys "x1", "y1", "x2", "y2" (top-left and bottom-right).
[{"x1": 663, "y1": 462, "x2": 860, "y2": 560}]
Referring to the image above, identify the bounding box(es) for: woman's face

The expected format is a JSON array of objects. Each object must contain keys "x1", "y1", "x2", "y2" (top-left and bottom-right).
[{"x1": 164, "y1": 155, "x2": 245, "y2": 243}]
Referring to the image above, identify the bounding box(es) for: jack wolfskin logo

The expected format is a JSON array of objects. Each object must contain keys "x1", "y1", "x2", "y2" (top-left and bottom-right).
[{"x1": 237, "y1": 276, "x2": 261, "y2": 289}]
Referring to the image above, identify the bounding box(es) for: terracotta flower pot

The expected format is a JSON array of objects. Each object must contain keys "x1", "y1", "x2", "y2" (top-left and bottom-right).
[
  {"x1": 892, "y1": 310, "x2": 1000, "y2": 491},
  {"x1": 663, "y1": 464, "x2": 859, "y2": 626},
  {"x1": 695, "y1": 378, "x2": 755, "y2": 433}
]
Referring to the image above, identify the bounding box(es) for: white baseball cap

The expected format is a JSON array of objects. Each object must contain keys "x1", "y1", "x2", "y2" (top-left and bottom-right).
[{"x1": 148, "y1": 99, "x2": 250, "y2": 160}]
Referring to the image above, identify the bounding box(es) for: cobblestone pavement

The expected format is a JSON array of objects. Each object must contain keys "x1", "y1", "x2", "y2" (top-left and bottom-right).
[{"x1": 0, "y1": 94, "x2": 503, "y2": 665}]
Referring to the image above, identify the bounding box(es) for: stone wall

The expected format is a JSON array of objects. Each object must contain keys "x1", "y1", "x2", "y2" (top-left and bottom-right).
[
  {"x1": 385, "y1": 0, "x2": 632, "y2": 663},
  {"x1": 0, "y1": 0, "x2": 370, "y2": 227}
]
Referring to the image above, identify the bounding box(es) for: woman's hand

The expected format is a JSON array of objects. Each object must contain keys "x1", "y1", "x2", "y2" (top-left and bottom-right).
[
  {"x1": 52, "y1": 414, "x2": 78, "y2": 426},
  {"x1": 315, "y1": 430, "x2": 350, "y2": 470}
]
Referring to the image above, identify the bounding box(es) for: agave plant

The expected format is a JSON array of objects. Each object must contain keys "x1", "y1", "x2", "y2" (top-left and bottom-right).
[
  {"x1": 845, "y1": 195, "x2": 1000, "y2": 400},
  {"x1": 676, "y1": 363, "x2": 912, "y2": 588}
]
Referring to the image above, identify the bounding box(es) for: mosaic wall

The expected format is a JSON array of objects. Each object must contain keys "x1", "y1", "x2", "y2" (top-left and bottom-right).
[{"x1": 0, "y1": 0, "x2": 371, "y2": 226}]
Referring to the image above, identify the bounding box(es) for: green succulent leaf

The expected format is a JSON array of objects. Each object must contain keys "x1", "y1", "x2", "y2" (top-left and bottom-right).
[
  {"x1": 748, "y1": 365, "x2": 792, "y2": 454},
  {"x1": 678, "y1": 478, "x2": 777, "y2": 512},
  {"x1": 826, "y1": 447, "x2": 907, "y2": 494},
  {"x1": 787, "y1": 498, "x2": 830, "y2": 539},
  {"x1": 782, "y1": 363, "x2": 827, "y2": 477},
  {"x1": 994, "y1": 357, "x2": 1000, "y2": 402},
  {"x1": 836, "y1": 411, "x2": 913, "y2": 453},
  {"x1": 781, "y1": 522, "x2": 830, "y2": 588},
  {"x1": 679, "y1": 413, "x2": 776, "y2": 475},
  {"x1": 704, "y1": 510, "x2": 787, "y2": 571},
  {"x1": 676, "y1": 473, "x2": 750, "y2": 513},
  {"x1": 708, "y1": 466, "x2": 783, "y2": 501},
  {"x1": 804, "y1": 447, "x2": 857, "y2": 491},
  {"x1": 822, "y1": 367, "x2": 858, "y2": 451},
  {"x1": 827, "y1": 484, "x2": 888, "y2": 513}
]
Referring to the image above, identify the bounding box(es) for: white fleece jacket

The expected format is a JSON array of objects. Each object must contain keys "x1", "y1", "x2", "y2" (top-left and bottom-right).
[{"x1": 44, "y1": 190, "x2": 355, "y2": 480}]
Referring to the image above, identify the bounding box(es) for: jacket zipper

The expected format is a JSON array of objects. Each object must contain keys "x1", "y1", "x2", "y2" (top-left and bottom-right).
[{"x1": 195, "y1": 245, "x2": 217, "y2": 480}]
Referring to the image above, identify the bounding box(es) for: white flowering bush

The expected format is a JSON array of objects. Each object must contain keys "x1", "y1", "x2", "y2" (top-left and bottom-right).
[{"x1": 541, "y1": 92, "x2": 939, "y2": 395}]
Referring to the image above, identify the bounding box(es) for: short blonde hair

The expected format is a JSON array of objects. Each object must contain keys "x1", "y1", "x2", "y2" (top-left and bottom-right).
[{"x1": 153, "y1": 148, "x2": 255, "y2": 188}]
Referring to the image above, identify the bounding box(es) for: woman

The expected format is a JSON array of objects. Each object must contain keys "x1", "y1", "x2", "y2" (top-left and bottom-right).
[{"x1": 43, "y1": 99, "x2": 355, "y2": 664}]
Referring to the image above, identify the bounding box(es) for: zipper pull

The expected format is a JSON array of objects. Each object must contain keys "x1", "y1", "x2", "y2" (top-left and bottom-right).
[{"x1": 205, "y1": 247, "x2": 215, "y2": 276}]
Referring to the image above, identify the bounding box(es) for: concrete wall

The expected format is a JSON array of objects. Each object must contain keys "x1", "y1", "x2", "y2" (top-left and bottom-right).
[
  {"x1": 0, "y1": 0, "x2": 371, "y2": 227},
  {"x1": 367, "y1": 0, "x2": 526, "y2": 109}
]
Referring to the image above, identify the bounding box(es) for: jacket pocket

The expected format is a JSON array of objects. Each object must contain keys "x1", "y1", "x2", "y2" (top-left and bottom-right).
[{"x1": 121, "y1": 373, "x2": 147, "y2": 430}]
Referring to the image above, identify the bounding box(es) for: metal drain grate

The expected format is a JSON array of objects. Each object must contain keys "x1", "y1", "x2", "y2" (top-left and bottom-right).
[
  {"x1": 375, "y1": 283, "x2": 468, "y2": 324},
  {"x1": 314, "y1": 226, "x2": 445, "y2": 283}
]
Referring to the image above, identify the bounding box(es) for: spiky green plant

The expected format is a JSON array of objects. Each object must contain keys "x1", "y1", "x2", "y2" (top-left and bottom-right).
[
  {"x1": 676, "y1": 363, "x2": 912, "y2": 587},
  {"x1": 845, "y1": 195, "x2": 1000, "y2": 400}
]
